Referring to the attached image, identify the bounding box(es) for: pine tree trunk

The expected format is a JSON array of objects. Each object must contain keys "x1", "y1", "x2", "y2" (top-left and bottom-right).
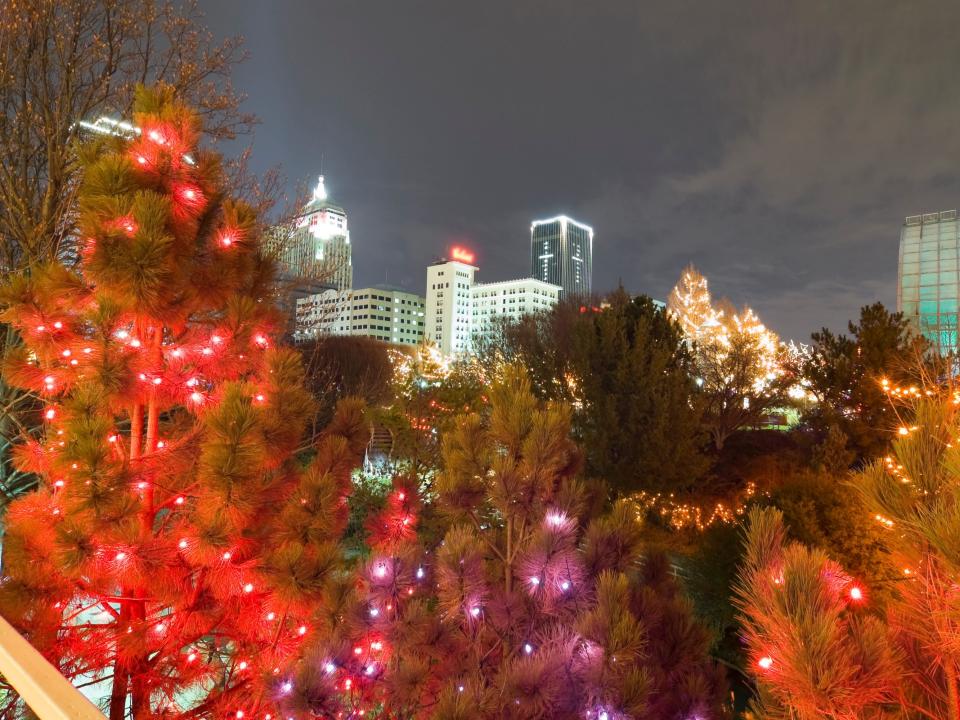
[
  {"x1": 130, "y1": 403, "x2": 143, "y2": 459},
  {"x1": 108, "y1": 665, "x2": 128, "y2": 720},
  {"x1": 109, "y1": 601, "x2": 130, "y2": 720},
  {"x1": 131, "y1": 670, "x2": 150, "y2": 719}
]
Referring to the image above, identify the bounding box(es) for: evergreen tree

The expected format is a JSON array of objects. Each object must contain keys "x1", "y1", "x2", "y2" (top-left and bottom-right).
[
  {"x1": 802, "y1": 302, "x2": 931, "y2": 463},
  {"x1": 736, "y1": 397, "x2": 960, "y2": 719},
  {"x1": 0, "y1": 87, "x2": 366, "y2": 719},
  {"x1": 484, "y1": 290, "x2": 707, "y2": 496},
  {"x1": 300, "y1": 366, "x2": 725, "y2": 719},
  {"x1": 734, "y1": 508, "x2": 899, "y2": 720},
  {"x1": 573, "y1": 290, "x2": 707, "y2": 495}
]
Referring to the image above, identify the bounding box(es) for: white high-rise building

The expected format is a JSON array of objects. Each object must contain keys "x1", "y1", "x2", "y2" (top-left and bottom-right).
[
  {"x1": 425, "y1": 249, "x2": 477, "y2": 355},
  {"x1": 424, "y1": 248, "x2": 561, "y2": 356}
]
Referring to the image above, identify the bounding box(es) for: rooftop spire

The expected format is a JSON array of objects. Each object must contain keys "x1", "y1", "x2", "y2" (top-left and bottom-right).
[{"x1": 313, "y1": 174, "x2": 328, "y2": 202}]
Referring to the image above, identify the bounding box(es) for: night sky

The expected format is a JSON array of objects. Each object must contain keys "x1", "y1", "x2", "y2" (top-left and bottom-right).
[{"x1": 198, "y1": 0, "x2": 960, "y2": 341}]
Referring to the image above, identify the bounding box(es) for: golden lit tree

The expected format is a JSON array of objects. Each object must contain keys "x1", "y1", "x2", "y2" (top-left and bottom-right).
[{"x1": 667, "y1": 265, "x2": 791, "y2": 450}]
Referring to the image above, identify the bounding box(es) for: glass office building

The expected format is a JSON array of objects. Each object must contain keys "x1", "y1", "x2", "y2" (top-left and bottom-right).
[
  {"x1": 530, "y1": 215, "x2": 593, "y2": 298},
  {"x1": 898, "y1": 210, "x2": 960, "y2": 354}
]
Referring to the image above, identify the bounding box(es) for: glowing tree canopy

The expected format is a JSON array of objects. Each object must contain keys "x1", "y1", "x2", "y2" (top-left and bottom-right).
[
  {"x1": 667, "y1": 265, "x2": 790, "y2": 449},
  {"x1": 736, "y1": 397, "x2": 960, "y2": 720},
  {"x1": 666, "y1": 265, "x2": 719, "y2": 342},
  {"x1": 293, "y1": 366, "x2": 726, "y2": 719},
  {"x1": 0, "y1": 86, "x2": 367, "y2": 719}
]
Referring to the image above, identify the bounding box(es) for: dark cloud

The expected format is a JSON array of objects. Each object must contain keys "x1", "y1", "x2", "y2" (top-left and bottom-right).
[{"x1": 199, "y1": 0, "x2": 960, "y2": 340}]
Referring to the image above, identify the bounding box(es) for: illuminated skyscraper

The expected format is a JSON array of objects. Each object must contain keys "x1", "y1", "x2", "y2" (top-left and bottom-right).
[
  {"x1": 530, "y1": 215, "x2": 593, "y2": 297},
  {"x1": 276, "y1": 175, "x2": 352, "y2": 291},
  {"x1": 898, "y1": 209, "x2": 960, "y2": 354}
]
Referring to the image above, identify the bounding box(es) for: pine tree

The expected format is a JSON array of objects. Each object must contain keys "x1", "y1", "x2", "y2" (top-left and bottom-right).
[
  {"x1": 298, "y1": 366, "x2": 725, "y2": 719},
  {"x1": 736, "y1": 397, "x2": 960, "y2": 719},
  {"x1": 802, "y1": 302, "x2": 932, "y2": 463},
  {"x1": 0, "y1": 86, "x2": 367, "y2": 719},
  {"x1": 734, "y1": 508, "x2": 899, "y2": 720}
]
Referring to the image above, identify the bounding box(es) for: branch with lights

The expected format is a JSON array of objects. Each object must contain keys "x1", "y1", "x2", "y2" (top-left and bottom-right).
[{"x1": 0, "y1": 86, "x2": 368, "y2": 720}]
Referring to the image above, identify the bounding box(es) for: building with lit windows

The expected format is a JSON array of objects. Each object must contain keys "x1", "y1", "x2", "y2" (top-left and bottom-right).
[
  {"x1": 425, "y1": 249, "x2": 478, "y2": 355},
  {"x1": 425, "y1": 247, "x2": 561, "y2": 356},
  {"x1": 273, "y1": 175, "x2": 352, "y2": 291},
  {"x1": 531, "y1": 215, "x2": 593, "y2": 297},
  {"x1": 295, "y1": 285, "x2": 425, "y2": 345},
  {"x1": 471, "y1": 278, "x2": 561, "y2": 346},
  {"x1": 898, "y1": 210, "x2": 960, "y2": 354}
]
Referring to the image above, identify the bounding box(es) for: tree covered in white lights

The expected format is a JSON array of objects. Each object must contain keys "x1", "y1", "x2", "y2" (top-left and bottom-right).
[{"x1": 668, "y1": 265, "x2": 791, "y2": 449}]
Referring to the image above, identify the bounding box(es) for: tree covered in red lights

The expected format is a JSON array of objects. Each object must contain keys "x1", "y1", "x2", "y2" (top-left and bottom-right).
[
  {"x1": 296, "y1": 367, "x2": 726, "y2": 719},
  {"x1": 0, "y1": 86, "x2": 367, "y2": 719},
  {"x1": 737, "y1": 399, "x2": 960, "y2": 719}
]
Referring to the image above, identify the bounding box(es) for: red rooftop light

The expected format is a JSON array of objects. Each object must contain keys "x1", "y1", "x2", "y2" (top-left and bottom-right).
[{"x1": 451, "y1": 246, "x2": 474, "y2": 264}]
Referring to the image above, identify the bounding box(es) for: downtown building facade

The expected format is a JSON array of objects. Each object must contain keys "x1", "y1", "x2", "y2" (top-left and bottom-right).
[
  {"x1": 531, "y1": 215, "x2": 594, "y2": 298},
  {"x1": 295, "y1": 285, "x2": 425, "y2": 346},
  {"x1": 270, "y1": 175, "x2": 353, "y2": 291},
  {"x1": 898, "y1": 210, "x2": 960, "y2": 354},
  {"x1": 425, "y1": 250, "x2": 561, "y2": 355},
  {"x1": 268, "y1": 175, "x2": 354, "y2": 336}
]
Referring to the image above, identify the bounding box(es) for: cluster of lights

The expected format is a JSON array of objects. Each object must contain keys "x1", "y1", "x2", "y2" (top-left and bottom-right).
[
  {"x1": 633, "y1": 482, "x2": 758, "y2": 532},
  {"x1": 874, "y1": 513, "x2": 895, "y2": 529},
  {"x1": 668, "y1": 268, "x2": 799, "y2": 399},
  {"x1": 881, "y1": 378, "x2": 934, "y2": 400}
]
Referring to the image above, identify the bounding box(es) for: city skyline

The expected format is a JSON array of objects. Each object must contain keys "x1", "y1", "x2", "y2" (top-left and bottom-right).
[{"x1": 198, "y1": 0, "x2": 960, "y2": 342}]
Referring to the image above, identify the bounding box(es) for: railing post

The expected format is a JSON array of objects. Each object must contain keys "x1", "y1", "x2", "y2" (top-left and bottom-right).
[{"x1": 0, "y1": 614, "x2": 106, "y2": 719}]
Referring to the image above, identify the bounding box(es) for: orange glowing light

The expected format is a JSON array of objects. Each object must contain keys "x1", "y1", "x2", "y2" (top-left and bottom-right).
[{"x1": 451, "y1": 246, "x2": 475, "y2": 264}]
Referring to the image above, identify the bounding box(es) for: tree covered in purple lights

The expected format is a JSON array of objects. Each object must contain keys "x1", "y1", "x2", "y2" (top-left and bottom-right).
[{"x1": 296, "y1": 366, "x2": 726, "y2": 719}]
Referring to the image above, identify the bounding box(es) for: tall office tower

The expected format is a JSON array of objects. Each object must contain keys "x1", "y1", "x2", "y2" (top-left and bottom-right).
[
  {"x1": 530, "y1": 215, "x2": 594, "y2": 297},
  {"x1": 899, "y1": 210, "x2": 960, "y2": 355},
  {"x1": 425, "y1": 248, "x2": 478, "y2": 355},
  {"x1": 279, "y1": 175, "x2": 353, "y2": 291}
]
